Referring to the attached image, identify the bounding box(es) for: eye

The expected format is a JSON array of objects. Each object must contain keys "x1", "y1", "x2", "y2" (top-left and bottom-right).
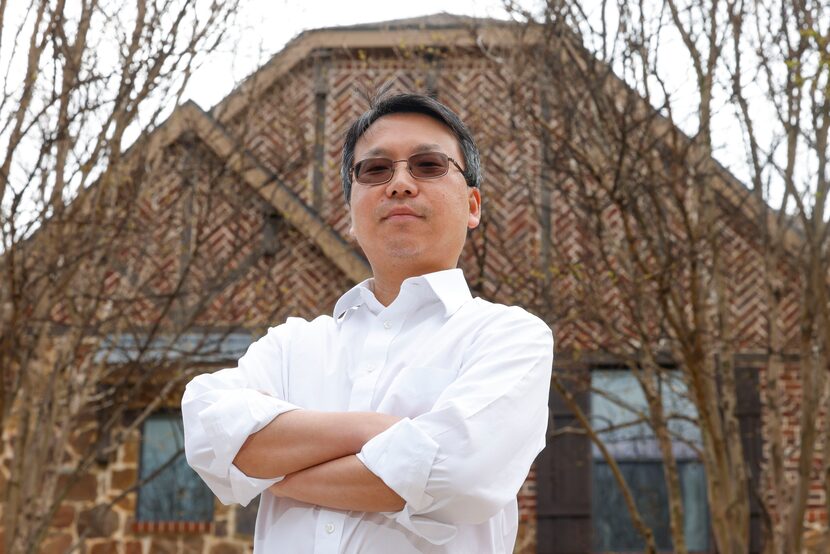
[
  {"x1": 358, "y1": 159, "x2": 391, "y2": 175},
  {"x1": 411, "y1": 153, "x2": 447, "y2": 176},
  {"x1": 415, "y1": 160, "x2": 442, "y2": 168}
]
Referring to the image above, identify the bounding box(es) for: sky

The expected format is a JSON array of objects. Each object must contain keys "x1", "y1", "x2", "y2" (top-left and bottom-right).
[{"x1": 183, "y1": 0, "x2": 522, "y2": 110}]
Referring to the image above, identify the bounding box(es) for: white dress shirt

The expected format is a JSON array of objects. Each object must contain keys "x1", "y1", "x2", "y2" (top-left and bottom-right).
[{"x1": 182, "y1": 269, "x2": 553, "y2": 553}]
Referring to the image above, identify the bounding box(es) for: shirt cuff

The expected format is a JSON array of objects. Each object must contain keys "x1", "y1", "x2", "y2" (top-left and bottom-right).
[
  {"x1": 356, "y1": 419, "x2": 456, "y2": 545},
  {"x1": 227, "y1": 463, "x2": 283, "y2": 507},
  {"x1": 356, "y1": 418, "x2": 438, "y2": 510},
  {"x1": 198, "y1": 389, "x2": 299, "y2": 480}
]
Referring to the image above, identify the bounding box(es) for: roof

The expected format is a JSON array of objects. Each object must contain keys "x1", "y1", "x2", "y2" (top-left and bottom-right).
[
  {"x1": 307, "y1": 12, "x2": 509, "y2": 33},
  {"x1": 210, "y1": 13, "x2": 521, "y2": 123},
  {"x1": 143, "y1": 101, "x2": 371, "y2": 283}
]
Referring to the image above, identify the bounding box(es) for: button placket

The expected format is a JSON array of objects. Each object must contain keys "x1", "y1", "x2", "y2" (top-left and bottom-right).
[
  {"x1": 348, "y1": 317, "x2": 396, "y2": 411},
  {"x1": 312, "y1": 509, "x2": 345, "y2": 554}
]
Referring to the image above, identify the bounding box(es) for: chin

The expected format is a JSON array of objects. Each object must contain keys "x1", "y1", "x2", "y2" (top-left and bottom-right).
[{"x1": 384, "y1": 244, "x2": 424, "y2": 259}]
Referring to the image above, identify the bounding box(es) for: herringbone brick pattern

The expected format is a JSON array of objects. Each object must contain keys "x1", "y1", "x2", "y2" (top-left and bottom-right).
[
  {"x1": 720, "y1": 222, "x2": 803, "y2": 351},
  {"x1": 199, "y1": 224, "x2": 352, "y2": 327},
  {"x1": 441, "y1": 58, "x2": 543, "y2": 307},
  {"x1": 726, "y1": 224, "x2": 768, "y2": 349},
  {"x1": 97, "y1": 136, "x2": 348, "y2": 332},
  {"x1": 231, "y1": 66, "x2": 317, "y2": 205}
]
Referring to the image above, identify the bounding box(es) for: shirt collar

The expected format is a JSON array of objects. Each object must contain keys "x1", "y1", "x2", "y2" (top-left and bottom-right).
[
  {"x1": 332, "y1": 268, "x2": 473, "y2": 322},
  {"x1": 414, "y1": 268, "x2": 473, "y2": 317},
  {"x1": 332, "y1": 278, "x2": 372, "y2": 322}
]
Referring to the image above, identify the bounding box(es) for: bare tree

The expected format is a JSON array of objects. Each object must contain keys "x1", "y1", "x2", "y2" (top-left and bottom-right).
[
  {"x1": 0, "y1": 1, "x2": 271, "y2": 551},
  {"x1": 487, "y1": 0, "x2": 829, "y2": 552},
  {"x1": 730, "y1": 2, "x2": 830, "y2": 551}
]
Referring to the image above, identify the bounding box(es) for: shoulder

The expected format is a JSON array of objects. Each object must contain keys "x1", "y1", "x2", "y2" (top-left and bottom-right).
[
  {"x1": 247, "y1": 314, "x2": 337, "y2": 351},
  {"x1": 457, "y1": 299, "x2": 554, "y2": 355},
  {"x1": 270, "y1": 313, "x2": 336, "y2": 334},
  {"x1": 469, "y1": 298, "x2": 552, "y2": 335},
  {"x1": 282, "y1": 314, "x2": 337, "y2": 333}
]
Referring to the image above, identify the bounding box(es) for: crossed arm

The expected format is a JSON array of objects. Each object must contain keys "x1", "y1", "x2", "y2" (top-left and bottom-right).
[
  {"x1": 185, "y1": 311, "x2": 553, "y2": 528},
  {"x1": 232, "y1": 409, "x2": 406, "y2": 512}
]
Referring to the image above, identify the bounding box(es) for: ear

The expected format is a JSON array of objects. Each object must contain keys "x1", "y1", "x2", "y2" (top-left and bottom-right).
[
  {"x1": 467, "y1": 187, "x2": 481, "y2": 229},
  {"x1": 346, "y1": 202, "x2": 357, "y2": 238}
]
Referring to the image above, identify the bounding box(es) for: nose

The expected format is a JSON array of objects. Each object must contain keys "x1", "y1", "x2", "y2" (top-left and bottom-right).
[{"x1": 385, "y1": 161, "x2": 419, "y2": 198}]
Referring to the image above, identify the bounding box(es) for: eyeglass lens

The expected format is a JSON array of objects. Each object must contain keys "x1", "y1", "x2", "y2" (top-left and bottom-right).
[{"x1": 354, "y1": 152, "x2": 450, "y2": 185}]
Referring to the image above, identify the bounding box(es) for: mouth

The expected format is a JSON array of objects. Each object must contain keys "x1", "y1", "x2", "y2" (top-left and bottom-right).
[
  {"x1": 384, "y1": 213, "x2": 421, "y2": 222},
  {"x1": 381, "y1": 207, "x2": 422, "y2": 221}
]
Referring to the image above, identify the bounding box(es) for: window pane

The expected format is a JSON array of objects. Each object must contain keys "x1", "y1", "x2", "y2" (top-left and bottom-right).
[
  {"x1": 137, "y1": 413, "x2": 214, "y2": 522},
  {"x1": 591, "y1": 371, "x2": 660, "y2": 459},
  {"x1": 590, "y1": 371, "x2": 709, "y2": 552},
  {"x1": 680, "y1": 463, "x2": 709, "y2": 552},
  {"x1": 591, "y1": 370, "x2": 701, "y2": 460},
  {"x1": 592, "y1": 461, "x2": 671, "y2": 551},
  {"x1": 592, "y1": 461, "x2": 709, "y2": 552}
]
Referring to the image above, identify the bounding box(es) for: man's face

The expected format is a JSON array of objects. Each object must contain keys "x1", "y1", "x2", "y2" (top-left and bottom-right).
[{"x1": 349, "y1": 112, "x2": 481, "y2": 277}]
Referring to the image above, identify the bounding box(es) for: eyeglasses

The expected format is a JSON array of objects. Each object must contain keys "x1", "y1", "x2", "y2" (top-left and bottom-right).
[{"x1": 350, "y1": 152, "x2": 464, "y2": 186}]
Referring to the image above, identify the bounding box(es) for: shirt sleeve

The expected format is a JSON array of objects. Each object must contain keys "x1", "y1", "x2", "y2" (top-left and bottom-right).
[
  {"x1": 182, "y1": 323, "x2": 301, "y2": 506},
  {"x1": 356, "y1": 307, "x2": 553, "y2": 544}
]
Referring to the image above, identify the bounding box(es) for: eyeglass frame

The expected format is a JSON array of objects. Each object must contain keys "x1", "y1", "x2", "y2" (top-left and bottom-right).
[{"x1": 349, "y1": 152, "x2": 466, "y2": 186}]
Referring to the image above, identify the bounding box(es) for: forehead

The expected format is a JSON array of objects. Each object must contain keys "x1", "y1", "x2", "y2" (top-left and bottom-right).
[{"x1": 354, "y1": 112, "x2": 462, "y2": 159}]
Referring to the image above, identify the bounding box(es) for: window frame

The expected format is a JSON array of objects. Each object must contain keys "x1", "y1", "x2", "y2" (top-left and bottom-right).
[
  {"x1": 134, "y1": 409, "x2": 215, "y2": 534},
  {"x1": 535, "y1": 360, "x2": 763, "y2": 554},
  {"x1": 588, "y1": 366, "x2": 710, "y2": 554}
]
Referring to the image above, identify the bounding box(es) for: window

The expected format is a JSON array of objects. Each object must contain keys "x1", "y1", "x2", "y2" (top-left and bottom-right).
[
  {"x1": 136, "y1": 412, "x2": 214, "y2": 529},
  {"x1": 236, "y1": 495, "x2": 260, "y2": 536},
  {"x1": 590, "y1": 369, "x2": 709, "y2": 552}
]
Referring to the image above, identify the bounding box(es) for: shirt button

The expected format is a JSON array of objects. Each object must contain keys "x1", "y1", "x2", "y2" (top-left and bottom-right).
[
  {"x1": 366, "y1": 364, "x2": 376, "y2": 373},
  {"x1": 383, "y1": 321, "x2": 392, "y2": 329},
  {"x1": 325, "y1": 522, "x2": 335, "y2": 534}
]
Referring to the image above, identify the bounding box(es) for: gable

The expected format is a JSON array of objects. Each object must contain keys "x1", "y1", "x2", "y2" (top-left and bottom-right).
[
  {"x1": 93, "y1": 116, "x2": 356, "y2": 331},
  {"x1": 211, "y1": 21, "x2": 804, "y2": 355}
]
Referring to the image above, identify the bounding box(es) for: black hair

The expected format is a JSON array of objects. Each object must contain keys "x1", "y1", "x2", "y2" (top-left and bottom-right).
[{"x1": 340, "y1": 90, "x2": 482, "y2": 203}]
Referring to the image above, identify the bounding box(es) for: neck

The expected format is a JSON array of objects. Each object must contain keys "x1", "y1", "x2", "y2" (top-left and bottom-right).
[
  {"x1": 370, "y1": 264, "x2": 453, "y2": 306},
  {"x1": 372, "y1": 277, "x2": 402, "y2": 307}
]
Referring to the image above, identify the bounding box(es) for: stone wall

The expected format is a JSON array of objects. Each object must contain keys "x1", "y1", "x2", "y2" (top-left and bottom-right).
[{"x1": 33, "y1": 431, "x2": 255, "y2": 554}]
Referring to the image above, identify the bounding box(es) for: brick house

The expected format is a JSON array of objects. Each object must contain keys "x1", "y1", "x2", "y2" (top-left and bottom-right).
[{"x1": 23, "y1": 13, "x2": 827, "y2": 554}]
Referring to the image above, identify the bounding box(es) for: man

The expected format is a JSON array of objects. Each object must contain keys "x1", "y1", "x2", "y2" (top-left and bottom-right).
[{"x1": 182, "y1": 92, "x2": 553, "y2": 553}]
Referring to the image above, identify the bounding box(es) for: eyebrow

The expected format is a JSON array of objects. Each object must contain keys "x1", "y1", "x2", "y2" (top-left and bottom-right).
[{"x1": 363, "y1": 143, "x2": 445, "y2": 157}]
